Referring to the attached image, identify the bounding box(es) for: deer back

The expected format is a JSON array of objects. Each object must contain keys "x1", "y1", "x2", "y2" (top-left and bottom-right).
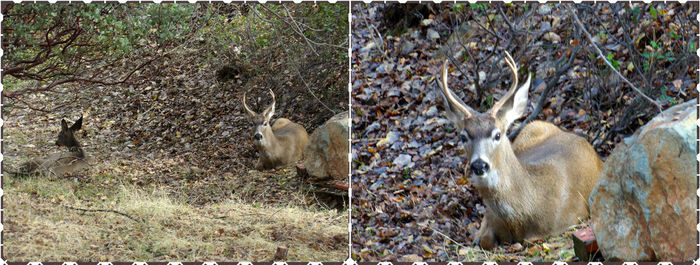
[
  {"x1": 268, "y1": 118, "x2": 310, "y2": 163},
  {"x1": 506, "y1": 121, "x2": 603, "y2": 237}
]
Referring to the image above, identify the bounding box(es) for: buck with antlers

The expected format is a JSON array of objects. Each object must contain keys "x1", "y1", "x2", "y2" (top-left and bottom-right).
[
  {"x1": 243, "y1": 89, "x2": 310, "y2": 170},
  {"x1": 14, "y1": 116, "x2": 90, "y2": 177},
  {"x1": 437, "y1": 52, "x2": 603, "y2": 250}
]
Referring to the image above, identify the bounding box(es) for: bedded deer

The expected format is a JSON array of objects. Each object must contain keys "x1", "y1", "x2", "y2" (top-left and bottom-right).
[
  {"x1": 437, "y1": 52, "x2": 603, "y2": 250},
  {"x1": 15, "y1": 116, "x2": 90, "y2": 177},
  {"x1": 243, "y1": 89, "x2": 310, "y2": 170}
]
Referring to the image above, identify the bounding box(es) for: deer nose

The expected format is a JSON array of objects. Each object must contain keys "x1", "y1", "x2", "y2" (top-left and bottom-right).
[
  {"x1": 254, "y1": 133, "x2": 262, "y2": 140},
  {"x1": 470, "y1": 159, "x2": 489, "y2": 175}
]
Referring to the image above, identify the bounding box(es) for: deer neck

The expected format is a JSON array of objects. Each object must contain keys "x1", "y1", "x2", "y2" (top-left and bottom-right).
[
  {"x1": 478, "y1": 140, "x2": 534, "y2": 219},
  {"x1": 66, "y1": 144, "x2": 85, "y2": 159},
  {"x1": 258, "y1": 129, "x2": 282, "y2": 159}
]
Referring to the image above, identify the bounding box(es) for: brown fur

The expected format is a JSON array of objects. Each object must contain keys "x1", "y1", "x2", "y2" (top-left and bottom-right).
[
  {"x1": 437, "y1": 55, "x2": 603, "y2": 250},
  {"x1": 474, "y1": 121, "x2": 603, "y2": 249},
  {"x1": 255, "y1": 117, "x2": 310, "y2": 170}
]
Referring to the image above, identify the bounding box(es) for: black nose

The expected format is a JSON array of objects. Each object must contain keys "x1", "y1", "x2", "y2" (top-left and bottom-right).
[
  {"x1": 470, "y1": 159, "x2": 489, "y2": 175},
  {"x1": 254, "y1": 133, "x2": 262, "y2": 140}
]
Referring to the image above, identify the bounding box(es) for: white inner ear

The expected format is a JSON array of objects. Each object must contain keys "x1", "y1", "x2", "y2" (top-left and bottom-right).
[
  {"x1": 264, "y1": 102, "x2": 275, "y2": 122},
  {"x1": 504, "y1": 74, "x2": 531, "y2": 125}
]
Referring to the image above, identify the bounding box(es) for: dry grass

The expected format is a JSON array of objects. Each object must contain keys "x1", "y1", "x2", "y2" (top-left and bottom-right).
[{"x1": 4, "y1": 177, "x2": 347, "y2": 261}]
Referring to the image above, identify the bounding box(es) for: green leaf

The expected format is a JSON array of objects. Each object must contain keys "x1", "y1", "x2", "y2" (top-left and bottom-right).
[
  {"x1": 670, "y1": 30, "x2": 679, "y2": 39},
  {"x1": 650, "y1": 41, "x2": 659, "y2": 49},
  {"x1": 650, "y1": 6, "x2": 658, "y2": 19}
]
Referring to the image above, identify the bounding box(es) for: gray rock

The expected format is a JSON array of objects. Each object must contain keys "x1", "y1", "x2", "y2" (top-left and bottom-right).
[
  {"x1": 427, "y1": 29, "x2": 440, "y2": 40},
  {"x1": 392, "y1": 154, "x2": 413, "y2": 168},
  {"x1": 302, "y1": 111, "x2": 349, "y2": 182},
  {"x1": 537, "y1": 4, "x2": 552, "y2": 15},
  {"x1": 589, "y1": 99, "x2": 697, "y2": 261},
  {"x1": 400, "y1": 41, "x2": 416, "y2": 55}
]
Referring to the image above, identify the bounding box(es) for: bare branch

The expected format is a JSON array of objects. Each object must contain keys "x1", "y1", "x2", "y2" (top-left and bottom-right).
[{"x1": 566, "y1": 4, "x2": 663, "y2": 115}]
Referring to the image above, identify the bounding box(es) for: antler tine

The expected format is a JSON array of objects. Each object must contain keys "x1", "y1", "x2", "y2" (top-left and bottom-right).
[
  {"x1": 242, "y1": 91, "x2": 257, "y2": 117},
  {"x1": 504, "y1": 51, "x2": 519, "y2": 93},
  {"x1": 440, "y1": 60, "x2": 472, "y2": 119},
  {"x1": 268, "y1": 89, "x2": 276, "y2": 106},
  {"x1": 490, "y1": 52, "x2": 521, "y2": 116}
]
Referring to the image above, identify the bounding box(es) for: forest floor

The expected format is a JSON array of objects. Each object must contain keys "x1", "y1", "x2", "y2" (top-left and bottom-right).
[{"x1": 2, "y1": 30, "x2": 349, "y2": 261}]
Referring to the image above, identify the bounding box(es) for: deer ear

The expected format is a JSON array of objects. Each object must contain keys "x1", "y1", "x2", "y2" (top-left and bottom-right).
[
  {"x1": 263, "y1": 101, "x2": 275, "y2": 122},
  {"x1": 70, "y1": 116, "x2": 83, "y2": 131},
  {"x1": 61, "y1": 119, "x2": 69, "y2": 130},
  {"x1": 494, "y1": 73, "x2": 531, "y2": 130}
]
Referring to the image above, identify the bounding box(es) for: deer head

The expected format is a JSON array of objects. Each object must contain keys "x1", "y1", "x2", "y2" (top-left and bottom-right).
[
  {"x1": 243, "y1": 89, "x2": 277, "y2": 149},
  {"x1": 438, "y1": 52, "x2": 531, "y2": 187},
  {"x1": 242, "y1": 89, "x2": 310, "y2": 170},
  {"x1": 56, "y1": 116, "x2": 83, "y2": 148}
]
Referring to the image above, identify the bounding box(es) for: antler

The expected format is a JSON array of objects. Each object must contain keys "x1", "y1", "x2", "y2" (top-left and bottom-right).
[
  {"x1": 439, "y1": 60, "x2": 473, "y2": 119},
  {"x1": 490, "y1": 51, "x2": 520, "y2": 116},
  {"x1": 262, "y1": 89, "x2": 276, "y2": 121},
  {"x1": 242, "y1": 91, "x2": 257, "y2": 117},
  {"x1": 268, "y1": 89, "x2": 276, "y2": 107}
]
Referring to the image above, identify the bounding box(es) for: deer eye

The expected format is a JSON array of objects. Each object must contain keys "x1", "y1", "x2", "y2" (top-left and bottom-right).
[
  {"x1": 494, "y1": 132, "x2": 501, "y2": 141},
  {"x1": 459, "y1": 130, "x2": 471, "y2": 142}
]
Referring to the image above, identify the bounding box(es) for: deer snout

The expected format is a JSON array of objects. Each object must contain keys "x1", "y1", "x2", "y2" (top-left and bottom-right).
[
  {"x1": 470, "y1": 159, "x2": 489, "y2": 175},
  {"x1": 254, "y1": 133, "x2": 263, "y2": 140}
]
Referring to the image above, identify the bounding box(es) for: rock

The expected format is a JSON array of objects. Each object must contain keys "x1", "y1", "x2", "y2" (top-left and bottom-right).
[
  {"x1": 427, "y1": 29, "x2": 440, "y2": 40},
  {"x1": 589, "y1": 99, "x2": 697, "y2": 261},
  {"x1": 400, "y1": 41, "x2": 415, "y2": 55},
  {"x1": 302, "y1": 111, "x2": 349, "y2": 183},
  {"x1": 392, "y1": 154, "x2": 413, "y2": 168},
  {"x1": 537, "y1": 4, "x2": 552, "y2": 15},
  {"x1": 543, "y1": 32, "x2": 561, "y2": 43},
  {"x1": 377, "y1": 131, "x2": 399, "y2": 147},
  {"x1": 511, "y1": 242, "x2": 524, "y2": 252}
]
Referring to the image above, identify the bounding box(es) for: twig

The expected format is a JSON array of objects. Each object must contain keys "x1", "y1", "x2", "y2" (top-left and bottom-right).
[
  {"x1": 292, "y1": 63, "x2": 336, "y2": 114},
  {"x1": 282, "y1": 5, "x2": 319, "y2": 57},
  {"x1": 64, "y1": 205, "x2": 142, "y2": 223},
  {"x1": 258, "y1": 5, "x2": 346, "y2": 51},
  {"x1": 360, "y1": 5, "x2": 391, "y2": 63},
  {"x1": 418, "y1": 221, "x2": 468, "y2": 249},
  {"x1": 566, "y1": 4, "x2": 663, "y2": 115}
]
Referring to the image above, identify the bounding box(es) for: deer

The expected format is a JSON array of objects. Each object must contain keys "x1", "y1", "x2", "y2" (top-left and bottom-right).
[
  {"x1": 436, "y1": 52, "x2": 603, "y2": 250},
  {"x1": 243, "y1": 89, "x2": 310, "y2": 170},
  {"x1": 14, "y1": 116, "x2": 90, "y2": 177}
]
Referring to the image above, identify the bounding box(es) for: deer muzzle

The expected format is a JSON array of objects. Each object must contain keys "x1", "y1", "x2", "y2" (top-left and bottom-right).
[{"x1": 470, "y1": 159, "x2": 489, "y2": 175}]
